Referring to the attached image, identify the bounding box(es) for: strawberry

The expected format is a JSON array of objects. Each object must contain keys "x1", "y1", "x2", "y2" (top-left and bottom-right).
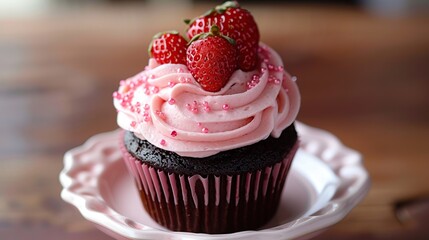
[
  {"x1": 149, "y1": 31, "x2": 187, "y2": 64},
  {"x1": 187, "y1": 25, "x2": 238, "y2": 92},
  {"x1": 185, "y1": 1, "x2": 259, "y2": 71}
]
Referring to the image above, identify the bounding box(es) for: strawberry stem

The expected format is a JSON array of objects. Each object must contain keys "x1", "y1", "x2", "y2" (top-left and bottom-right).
[
  {"x1": 187, "y1": 25, "x2": 236, "y2": 46},
  {"x1": 215, "y1": 1, "x2": 239, "y2": 14},
  {"x1": 210, "y1": 25, "x2": 236, "y2": 45},
  {"x1": 184, "y1": 1, "x2": 239, "y2": 26},
  {"x1": 210, "y1": 25, "x2": 220, "y2": 35}
]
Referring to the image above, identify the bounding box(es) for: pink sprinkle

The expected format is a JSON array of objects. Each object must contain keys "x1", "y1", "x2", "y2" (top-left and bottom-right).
[
  {"x1": 247, "y1": 75, "x2": 260, "y2": 89},
  {"x1": 152, "y1": 86, "x2": 159, "y2": 94},
  {"x1": 261, "y1": 67, "x2": 267, "y2": 73},
  {"x1": 168, "y1": 82, "x2": 176, "y2": 87},
  {"x1": 222, "y1": 104, "x2": 230, "y2": 110},
  {"x1": 191, "y1": 107, "x2": 199, "y2": 113},
  {"x1": 155, "y1": 110, "x2": 166, "y2": 120},
  {"x1": 202, "y1": 127, "x2": 209, "y2": 133},
  {"x1": 268, "y1": 64, "x2": 275, "y2": 70},
  {"x1": 171, "y1": 131, "x2": 177, "y2": 137},
  {"x1": 160, "y1": 139, "x2": 166, "y2": 146},
  {"x1": 144, "y1": 104, "x2": 150, "y2": 110},
  {"x1": 274, "y1": 79, "x2": 281, "y2": 85},
  {"x1": 197, "y1": 122, "x2": 202, "y2": 126},
  {"x1": 136, "y1": 108, "x2": 141, "y2": 114},
  {"x1": 135, "y1": 102, "x2": 141, "y2": 107},
  {"x1": 192, "y1": 101, "x2": 198, "y2": 107},
  {"x1": 277, "y1": 66, "x2": 284, "y2": 71},
  {"x1": 149, "y1": 74, "x2": 156, "y2": 79},
  {"x1": 113, "y1": 91, "x2": 121, "y2": 99},
  {"x1": 185, "y1": 77, "x2": 192, "y2": 83},
  {"x1": 168, "y1": 98, "x2": 176, "y2": 105},
  {"x1": 268, "y1": 75, "x2": 277, "y2": 83},
  {"x1": 203, "y1": 106, "x2": 211, "y2": 112},
  {"x1": 144, "y1": 116, "x2": 151, "y2": 122},
  {"x1": 177, "y1": 68, "x2": 184, "y2": 73},
  {"x1": 137, "y1": 76, "x2": 147, "y2": 84},
  {"x1": 263, "y1": 58, "x2": 269, "y2": 63},
  {"x1": 185, "y1": 103, "x2": 191, "y2": 109},
  {"x1": 179, "y1": 76, "x2": 185, "y2": 83},
  {"x1": 130, "y1": 121, "x2": 137, "y2": 128}
]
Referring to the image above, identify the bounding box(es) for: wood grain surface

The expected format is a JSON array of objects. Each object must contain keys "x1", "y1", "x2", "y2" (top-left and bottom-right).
[{"x1": 1, "y1": 3, "x2": 429, "y2": 239}]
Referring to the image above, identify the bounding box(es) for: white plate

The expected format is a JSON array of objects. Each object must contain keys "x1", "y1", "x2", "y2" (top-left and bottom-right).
[{"x1": 60, "y1": 122, "x2": 370, "y2": 240}]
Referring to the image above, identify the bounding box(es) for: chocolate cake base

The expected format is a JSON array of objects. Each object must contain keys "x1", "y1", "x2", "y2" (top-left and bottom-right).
[{"x1": 120, "y1": 124, "x2": 299, "y2": 234}]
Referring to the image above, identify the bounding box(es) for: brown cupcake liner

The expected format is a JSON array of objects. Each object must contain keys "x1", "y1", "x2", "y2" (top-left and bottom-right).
[{"x1": 120, "y1": 141, "x2": 298, "y2": 234}]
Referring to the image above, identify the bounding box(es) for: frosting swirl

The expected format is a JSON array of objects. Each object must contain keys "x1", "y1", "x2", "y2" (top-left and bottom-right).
[{"x1": 114, "y1": 44, "x2": 300, "y2": 157}]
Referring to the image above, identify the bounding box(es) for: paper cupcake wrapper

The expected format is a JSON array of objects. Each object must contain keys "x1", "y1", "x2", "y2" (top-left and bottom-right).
[{"x1": 120, "y1": 141, "x2": 298, "y2": 234}]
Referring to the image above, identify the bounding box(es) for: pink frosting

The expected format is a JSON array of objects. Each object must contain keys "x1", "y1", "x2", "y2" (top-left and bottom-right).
[{"x1": 113, "y1": 44, "x2": 300, "y2": 157}]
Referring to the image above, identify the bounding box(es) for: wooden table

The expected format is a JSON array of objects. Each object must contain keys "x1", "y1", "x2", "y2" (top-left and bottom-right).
[{"x1": 1, "y1": 3, "x2": 429, "y2": 239}]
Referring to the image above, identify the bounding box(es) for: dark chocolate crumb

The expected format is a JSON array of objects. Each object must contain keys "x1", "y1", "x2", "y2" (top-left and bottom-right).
[{"x1": 124, "y1": 123, "x2": 298, "y2": 176}]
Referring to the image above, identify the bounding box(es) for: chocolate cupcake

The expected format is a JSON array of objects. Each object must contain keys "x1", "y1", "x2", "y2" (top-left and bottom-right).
[
  {"x1": 121, "y1": 124, "x2": 298, "y2": 233},
  {"x1": 113, "y1": 1, "x2": 301, "y2": 234}
]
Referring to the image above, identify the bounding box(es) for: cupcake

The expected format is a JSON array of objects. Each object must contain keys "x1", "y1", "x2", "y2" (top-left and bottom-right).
[{"x1": 113, "y1": 1, "x2": 300, "y2": 234}]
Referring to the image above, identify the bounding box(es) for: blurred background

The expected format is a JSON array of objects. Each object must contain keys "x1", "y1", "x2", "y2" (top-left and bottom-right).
[
  {"x1": 2, "y1": 0, "x2": 429, "y2": 16},
  {"x1": 1, "y1": 0, "x2": 429, "y2": 239}
]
